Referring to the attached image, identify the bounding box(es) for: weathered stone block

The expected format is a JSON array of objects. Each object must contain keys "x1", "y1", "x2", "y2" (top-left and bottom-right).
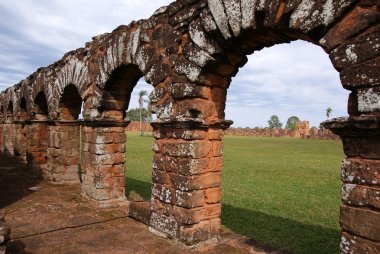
[
  {"x1": 342, "y1": 184, "x2": 380, "y2": 209},
  {"x1": 172, "y1": 172, "x2": 222, "y2": 191},
  {"x1": 320, "y1": 6, "x2": 380, "y2": 52},
  {"x1": 174, "y1": 57, "x2": 201, "y2": 83},
  {"x1": 341, "y1": 231, "x2": 380, "y2": 254},
  {"x1": 162, "y1": 155, "x2": 178, "y2": 172},
  {"x1": 204, "y1": 187, "x2": 222, "y2": 204},
  {"x1": 179, "y1": 220, "x2": 211, "y2": 246},
  {"x1": 342, "y1": 136, "x2": 380, "y2": 159},
  {"x1": 340, "y1": 205, "x2": 380, "y2": 241},
  {"x1": 289, "y1": 0, "x2": 357, "y2": 34},
  {"x1": 204, "y1": 203, "x2": 221, "y2": 219},
  {"x1": 152, "y1": 169, "x2": 170, "y2": 185},
  {"x1": 341, "y1": 57, "x2": 380, "y2": 89},
  {"x1": 177, "y1": 157, "x2": 210, "y2": 175},
  {"x1": 150, "y1": 212, "x2": 179, "y2": 238},
  {"x1": 161, "y1": 140, "x2": 212, "y2": 159},
  {"x1": 358, "y1": 87, "x2": 380, "y2": 113},
  {"x1": 330, "y1": 25, "x2": 380, "y2": 70},
  {"x1": 341, "y1": 158, "x2": 380, "y2": 186},
  {"x1": 152, "y1": 184, "x2": 176, "y2": 204},
  {"x1": 175, "y1": 189, "x2": 205, "y2": 208},
  {"x1": 169, "y1": 83, "x2": 210, "y2": 99},
  {"x1": 172, "y1": 206, "x2": 205, "y2": 225},
  {"x1": 208, "y1": 0, "x2": 232, "y2": 39},
  {"x1": 209, "y1": 156, "x2": 223, "y2": 172}
]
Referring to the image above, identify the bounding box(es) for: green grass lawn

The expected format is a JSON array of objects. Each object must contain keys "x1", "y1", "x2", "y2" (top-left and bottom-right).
[{"x1": 125, "y1": 132, "x2": 344, "y2": 254}]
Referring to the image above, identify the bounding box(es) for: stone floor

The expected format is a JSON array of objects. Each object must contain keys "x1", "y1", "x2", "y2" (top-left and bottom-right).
[{"x1": 0, "y1": 156, "x2": 285, "y2": 254}]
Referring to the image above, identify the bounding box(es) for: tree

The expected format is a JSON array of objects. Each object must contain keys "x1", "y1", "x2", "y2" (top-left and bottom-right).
[
  {"x1": 125, "y1": 108, "x2": 152, "y2": 122},
  {"x1": 285, "y1": 116, "x2": 300, "y2": 130},
  {"x1": 268, "y1": 115, "x2": 283, "y2": 129},
  {"x1": 138, "y1": 90, "x2": 148, "y2": 136},
  {"x1": 326, "y1": 107, "x2": 333, "y2": 120}
]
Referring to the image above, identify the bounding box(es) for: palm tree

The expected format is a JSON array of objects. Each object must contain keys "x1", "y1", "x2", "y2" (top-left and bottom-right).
[
  {"x1": 138, "y1": 90, "x2": 148, "y2": 136},
  {"x1": 326, "y1": 107, "x2": 332, "y2": 120}
]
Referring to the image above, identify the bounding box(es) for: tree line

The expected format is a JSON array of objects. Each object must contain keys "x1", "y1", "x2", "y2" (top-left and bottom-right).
[{"x1": 267, "y1": 107, "x2": 333, "y2": 130}]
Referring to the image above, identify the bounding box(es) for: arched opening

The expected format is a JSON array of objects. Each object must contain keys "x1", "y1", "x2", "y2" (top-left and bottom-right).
[
  {"x1": 81, "y1": 64, "x2": 152, "y2": 202},
  {"x1": 6, "y1": 101, "x2": 14, "y2": 120},
  {"x1": 148, "y1": 2, "x2": 380, "y2": 249},
  {"x1": 99, "y1": 64, "x2": 142, "y2": 120},
  {"x1": 59, "y1": 84, "x2": 83, "y2": 120},
  {"x1": 219, "y1": 41, "x2": 345, "y2": 254},
  {"x1": 125, "y1": 78, "x2": 154, "y2": 203},
  {"x1": 19, "y1": 98, "x2": 28, "y2": 121},
  {"x1": 33, "y1": 92, "x2": 49, "y2": 120}
]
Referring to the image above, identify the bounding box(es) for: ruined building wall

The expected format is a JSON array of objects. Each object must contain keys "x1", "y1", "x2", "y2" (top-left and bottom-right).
[{"x1": 0, "y1": 0, "x2": 379, "y2": 252}]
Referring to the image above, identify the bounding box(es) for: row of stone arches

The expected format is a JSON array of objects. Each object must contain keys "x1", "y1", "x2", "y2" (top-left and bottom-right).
[{"x1": 0, "y1": 0, "x2": 379, "y2": 252}]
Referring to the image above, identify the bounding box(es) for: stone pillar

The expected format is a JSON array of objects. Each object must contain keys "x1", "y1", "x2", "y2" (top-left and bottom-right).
[
  {"x1": 46, "y1": 121, "x2": 81, "y2": 184},
  {"x1": 149, "y1": 121, "x2": 231, "y2": 247},
  {"x1": 3, "y1": 121, "x2": 14, "y2": 156},
  {"x1": 325, "y1": 116, "x2": 380, "y2": 253},
  {"x1": 13, "y1": 121, "x2": 28, "y2": 167},
  {"x1": 26, "y1": 120, "x2": 49, "y2": 176},
  {"x1": 0, "y1": 122, "x2": 4, "y2": 155},
  {"x1": 81, "y1": 120, "x2": 129, "y2": 204}
]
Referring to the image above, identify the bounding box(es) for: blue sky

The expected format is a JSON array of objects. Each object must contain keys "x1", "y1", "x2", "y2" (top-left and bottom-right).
[{"x1": 0, "y1": 0, "x2": 349, "y2": 127}]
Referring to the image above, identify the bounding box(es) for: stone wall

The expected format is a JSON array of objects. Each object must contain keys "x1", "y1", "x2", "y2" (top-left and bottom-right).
[
  {"x1": 0, "y1": 0, "x2": 379, "y2": 251},
  {"x1": 126, "y1": 121, "x2": 339, "y2": 140}
]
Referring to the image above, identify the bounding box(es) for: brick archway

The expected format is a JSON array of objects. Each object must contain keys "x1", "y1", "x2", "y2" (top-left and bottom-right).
[{"x1": 0, "y1": 0, "x2": 379, "y2": 252}]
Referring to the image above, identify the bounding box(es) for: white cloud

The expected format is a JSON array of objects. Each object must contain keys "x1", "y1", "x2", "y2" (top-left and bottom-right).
[{"x1": 0, "y1": 1, "x2": 350, "y2": 127}]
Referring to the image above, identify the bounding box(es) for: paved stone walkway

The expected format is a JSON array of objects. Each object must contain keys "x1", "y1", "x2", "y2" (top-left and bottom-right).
[{"x1": 0, "y1": 156, "x2": 284, "y2": 254}]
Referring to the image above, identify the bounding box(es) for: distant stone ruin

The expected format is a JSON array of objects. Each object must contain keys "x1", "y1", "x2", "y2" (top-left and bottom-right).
[{"x1": 0, "y1": 0, "x2": 379, "y2": 252}]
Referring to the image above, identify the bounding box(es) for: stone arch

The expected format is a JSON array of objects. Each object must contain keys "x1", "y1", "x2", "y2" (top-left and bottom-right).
[
  {"x1": 146, "y1": 0, "x2": 380, "y2": 251},
  {"x1": 0, "y1": 0, "x2": 378, "y2": 252}
]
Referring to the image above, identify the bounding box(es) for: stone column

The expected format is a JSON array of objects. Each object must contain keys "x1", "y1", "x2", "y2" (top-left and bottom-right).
[
  {"x1": 13, "y1": 120, "x2": 28, "y2": 167},
  {"x1": 325, "y1": 116, "x2": 380, "y2": 253},
  {"x1": 26, "y1": 120, "x2": 49, "y2": 176},
  {"x1": 46, "y1": 121, "x2": 81, "y2": 184},
  {"x1": 0, "y1": 121, "x2": 4, "y2": 155},
  {"x1": 81, "y1": 120, "x2": 129, "y2": 204},
  {"x1": 149, "y1": 121, "x2": 231, "y2": 247},
  {"x1": 3, "y1": 121, "x2": 14, "y2": 156}
]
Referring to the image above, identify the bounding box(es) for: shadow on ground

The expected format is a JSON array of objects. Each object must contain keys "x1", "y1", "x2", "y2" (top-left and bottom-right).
[
  {"x1": 126, "y1": 176, "x2": 152, "y2": 200},
  {"x1": 0, "y1": 153, "x2": 42, "y2": 209},
  {"x1": 221, "y1": 205, "x2": 340, "y2": 254},
  {"x1": 125, "y1": 177, "x2": 340, "y2": 254}
]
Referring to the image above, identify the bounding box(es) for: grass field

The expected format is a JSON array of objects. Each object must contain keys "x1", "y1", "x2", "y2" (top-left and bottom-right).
[{"x1": 125, "y1": 132, "x2": 344, "y2": 254}]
